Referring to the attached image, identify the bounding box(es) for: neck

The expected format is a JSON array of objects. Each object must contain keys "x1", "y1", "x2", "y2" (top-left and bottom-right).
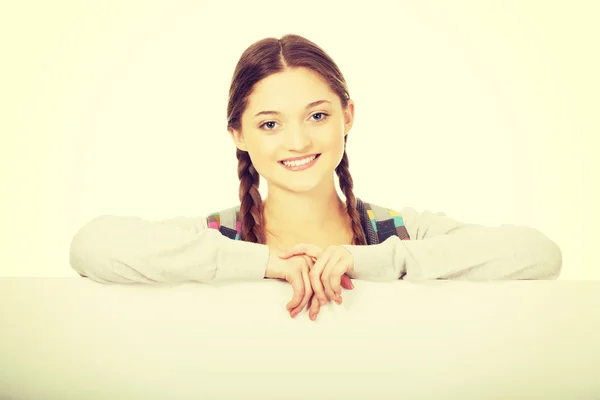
[{"x1": 263, "y1": 179, "x2": 349, "y2": 235}]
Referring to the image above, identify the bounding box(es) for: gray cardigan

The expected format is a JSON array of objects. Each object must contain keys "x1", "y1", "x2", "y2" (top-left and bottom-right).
[{"x1": 69, "y1": 198, "x2": 562, "y2": 284}]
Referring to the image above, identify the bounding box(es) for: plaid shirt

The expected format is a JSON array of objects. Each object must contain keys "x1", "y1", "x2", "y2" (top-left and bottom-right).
[{"x1": 206, "y1": 198, "x2": 411, "y2": 244}]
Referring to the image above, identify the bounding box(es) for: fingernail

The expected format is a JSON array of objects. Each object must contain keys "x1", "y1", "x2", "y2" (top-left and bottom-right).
[
  {"x1": 350, "y1": 282, "x2": 355, "y2": 289},
  {"x1": 319, "y1": 299, "x2": 326, "y2": 306}
]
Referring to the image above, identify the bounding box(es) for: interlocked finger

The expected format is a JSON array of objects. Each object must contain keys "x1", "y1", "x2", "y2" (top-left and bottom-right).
[
  {"x1": 322, "y1": 249, "x2": 345, "y2": 303},
  {"x1": 308, "y1": 294, "x2": 321, "y2": 321}
]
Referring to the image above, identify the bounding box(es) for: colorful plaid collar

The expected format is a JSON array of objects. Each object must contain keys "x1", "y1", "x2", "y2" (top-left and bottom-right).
[{"x1": 207, "y1": 197, "x2": 411, "y2": 244}]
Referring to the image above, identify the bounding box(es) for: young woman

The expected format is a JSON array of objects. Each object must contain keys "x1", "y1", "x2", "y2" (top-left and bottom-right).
[{"x1": 69, "y1": 34, "x2": 562, "y2": 321}]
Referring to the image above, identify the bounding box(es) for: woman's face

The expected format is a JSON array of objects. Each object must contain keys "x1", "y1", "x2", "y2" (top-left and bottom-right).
[{"x1": 230, "y1": 67, "x2": 354, "y2": 194}]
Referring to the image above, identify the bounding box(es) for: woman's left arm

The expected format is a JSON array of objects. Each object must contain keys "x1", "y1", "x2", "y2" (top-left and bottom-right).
[{"x1": 342, "y1": 207, "x2": 562, "y2": 281}]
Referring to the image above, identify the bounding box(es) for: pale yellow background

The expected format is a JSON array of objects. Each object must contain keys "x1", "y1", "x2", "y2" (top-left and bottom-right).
[{"x1": 2, "y1": 1, "x2": 598, "y2": 279}]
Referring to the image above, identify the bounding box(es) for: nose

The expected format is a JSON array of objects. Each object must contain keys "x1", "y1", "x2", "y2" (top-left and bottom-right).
[{"x1": 284, "y1": 124, "x2": 311, "y2": 152}]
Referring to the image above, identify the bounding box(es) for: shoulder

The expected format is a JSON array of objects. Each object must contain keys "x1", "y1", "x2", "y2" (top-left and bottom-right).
[
  {"x1": 357, "y1": 198, "x2": 411, "y2": 241},
  {"x1": 363, "y1": 201, "x2": 475, "y2": 241},
  {"x1": 358, "y1": 198, "x2": 404, "y2": 223},
  {"x1": 206, "y1": 204, "x2": 241, "y2": 240}
]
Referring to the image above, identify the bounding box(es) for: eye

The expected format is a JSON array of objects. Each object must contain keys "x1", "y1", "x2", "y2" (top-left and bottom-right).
[
  {"x1": 311, "y1": 112, "x2": 329, "y2": 122},
  {"x1": 259, "y1": 121, "x2": 278, "y2": 131}
]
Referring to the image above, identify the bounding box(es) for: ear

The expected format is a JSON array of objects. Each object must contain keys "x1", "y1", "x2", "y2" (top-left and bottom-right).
[
  {"x1": 228, "y1": 127, "x2": 248, "y2": 152},
  {"x1": 343, "y1": 99, "x2": 355, "y2": 137}
]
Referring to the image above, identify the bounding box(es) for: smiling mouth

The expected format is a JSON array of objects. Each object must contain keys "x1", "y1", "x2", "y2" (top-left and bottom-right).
[{"x1": 279, "y1": 154, "x2": 321, "y2": 168}]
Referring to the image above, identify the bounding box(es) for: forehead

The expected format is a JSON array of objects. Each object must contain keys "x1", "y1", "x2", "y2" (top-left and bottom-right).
[{"x1": 245, "y1": 67, "x2": 338, "y2": 112}]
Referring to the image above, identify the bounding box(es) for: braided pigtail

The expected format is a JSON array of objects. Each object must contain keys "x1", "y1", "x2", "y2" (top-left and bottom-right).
[
  {"x1": 335, "y1": 139, "x2": 367, "y2": 246},
  {"x1": 236, "y1": 149, "x2": 265, "y2": 244}
]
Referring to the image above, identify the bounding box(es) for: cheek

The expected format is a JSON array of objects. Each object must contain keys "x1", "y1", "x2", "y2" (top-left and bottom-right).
[
  {"x1": 321, "y1": 129, "x2": 346, "y2": 164},
  {"x1": 246, "y1": 139, "x2": 278, "y2": 172}
]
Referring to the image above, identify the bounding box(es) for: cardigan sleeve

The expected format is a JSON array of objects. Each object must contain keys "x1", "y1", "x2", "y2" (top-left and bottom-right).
[
  {"x1": 69, "y1": 214, "x2": 269, "y2": 284},
  {"x1": 342, "y1": 207, "x2": 562, "y2": 281}
]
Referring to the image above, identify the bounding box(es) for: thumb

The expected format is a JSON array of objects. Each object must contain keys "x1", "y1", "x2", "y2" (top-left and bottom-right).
[
  {"x1": 282, "y1": 244, "x2": 323, "y2": 260},
  {"x1": 286, "y1": 272, "x2": 304, "y2": 311}
]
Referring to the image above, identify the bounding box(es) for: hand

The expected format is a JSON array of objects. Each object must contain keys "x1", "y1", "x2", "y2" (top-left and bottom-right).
[
  {"x1": 265, "y1": 248, "x2": 314, "y2": 318},
  {"x1": 305, "y1": 272, "x2": 354, "y2": 321},
  {"x1": 281, "y1": 244, "x2": 356, "y2": 307}
]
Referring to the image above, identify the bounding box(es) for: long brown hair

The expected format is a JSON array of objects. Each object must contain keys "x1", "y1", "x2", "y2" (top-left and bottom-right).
[{"x1": 226, "y1": 34, "x2": 366, "y2": 246}]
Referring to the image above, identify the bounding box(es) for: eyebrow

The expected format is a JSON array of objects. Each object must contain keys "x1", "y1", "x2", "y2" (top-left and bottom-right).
[{"x1": 253, "y1": 100, "x2": 331, "y2": 117}]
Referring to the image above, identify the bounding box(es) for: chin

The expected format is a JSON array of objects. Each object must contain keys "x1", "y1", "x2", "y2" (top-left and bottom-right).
[
  {"x1": 286, "y1": 181, "x2": 323, "y2": 194},
  {"x1": 276, "y1": 172, "x2": 333, "y2": 195}
]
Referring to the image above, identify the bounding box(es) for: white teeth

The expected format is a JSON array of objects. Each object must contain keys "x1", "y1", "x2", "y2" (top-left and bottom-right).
[{"x1": 282, "y1": 155, "x2": 316, "y2": 167}]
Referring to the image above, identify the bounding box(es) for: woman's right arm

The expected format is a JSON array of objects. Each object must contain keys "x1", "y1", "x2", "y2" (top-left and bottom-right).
[{"x1": 69, "y1": 214, "x2": 269, "y2": 284}]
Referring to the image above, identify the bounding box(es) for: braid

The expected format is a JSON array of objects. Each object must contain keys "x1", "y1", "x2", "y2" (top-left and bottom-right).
[
  {"x1": 236, "y1": 149, "x2": 265, "y2": 244},
  {"x1": 335, "y1": 139, "x2": 367, "y2": 246}
]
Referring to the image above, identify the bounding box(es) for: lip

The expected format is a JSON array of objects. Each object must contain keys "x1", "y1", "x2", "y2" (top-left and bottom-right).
[
  {"x1": 279, "y1": 153, "x2": 320, "y2": 162},
  {"x1": 279, "y1": 154, "x2": 321, "y2": 171}
]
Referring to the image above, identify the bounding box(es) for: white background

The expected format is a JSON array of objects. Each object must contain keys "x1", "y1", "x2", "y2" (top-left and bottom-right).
[{"x1": 2, "y1": 1, "x2": 598, "y2": 279}]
